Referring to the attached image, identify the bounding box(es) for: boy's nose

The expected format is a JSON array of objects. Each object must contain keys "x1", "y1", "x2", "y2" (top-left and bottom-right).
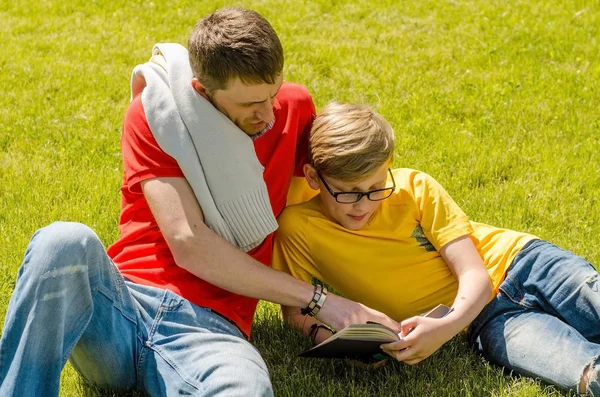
[{"x1": 352, "y1": 195, "x2": 370, "y2": 209}]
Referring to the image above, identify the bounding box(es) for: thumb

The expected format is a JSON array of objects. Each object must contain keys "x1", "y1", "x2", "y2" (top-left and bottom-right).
[{"x1": 399, "y1": 317, "x2": 419, "y2": 338}]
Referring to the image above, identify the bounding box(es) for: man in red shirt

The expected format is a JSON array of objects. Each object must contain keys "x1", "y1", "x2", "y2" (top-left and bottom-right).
[{"x1": 0, "y1": 7, "x2": 399, "y2": 397}]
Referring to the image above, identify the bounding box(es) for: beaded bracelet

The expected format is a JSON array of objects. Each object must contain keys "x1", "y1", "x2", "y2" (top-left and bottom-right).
[{"x1": 301, "y1": 284, "x2": 328, "y2": 317}]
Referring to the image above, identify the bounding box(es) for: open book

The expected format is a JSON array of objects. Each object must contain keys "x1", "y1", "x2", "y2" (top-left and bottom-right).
[{"x1": 298, "y1": 304, "x2": 452, "y2": 362}]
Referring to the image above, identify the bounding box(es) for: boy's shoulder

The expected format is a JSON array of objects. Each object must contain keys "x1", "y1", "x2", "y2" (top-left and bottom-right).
[
  {"x1": 278, "y1": 196, "x2": 323, "y2": 230},
  {"x1": 391, "y1": 168, "x2": 438, "y2": 190},
  {"x1": 391, "y1": 167, "x2": 428, "y2": 178},
  {"x1": 391, "y1": 168, "x2": 427, "y2": 189}
]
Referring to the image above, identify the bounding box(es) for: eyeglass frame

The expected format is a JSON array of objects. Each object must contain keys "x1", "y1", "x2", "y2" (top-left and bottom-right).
[{"x1": 317, "y1": 168, "x2": 396, "y2": 204}]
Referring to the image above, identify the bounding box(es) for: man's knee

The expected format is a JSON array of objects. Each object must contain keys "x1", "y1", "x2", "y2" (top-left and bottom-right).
[
  {"x1": 20, "y1": 222, "x2": 103, "y2": 281},
  {"x1": 33, "y1": 222, "x2": 102, "y2": 260}
]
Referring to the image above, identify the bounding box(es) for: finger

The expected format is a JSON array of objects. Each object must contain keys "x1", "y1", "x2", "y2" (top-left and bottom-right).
[
  {"x1": 399, "y1": 317, "x2": 419, "y2": 337},
  {"x1": 380, "y1": 338, "x2": 410, "y2": 351},
  {"x1": 383, "y1": 346, "x2": 420, "y2": 363},
  {"x1": 382, "y1": 347, "x2": 407, "y2": 362}
]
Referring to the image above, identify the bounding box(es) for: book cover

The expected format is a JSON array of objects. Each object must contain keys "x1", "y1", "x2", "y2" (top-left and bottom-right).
[{"x1": 298, "y1": 304, "x2": 452, "y2": 362}]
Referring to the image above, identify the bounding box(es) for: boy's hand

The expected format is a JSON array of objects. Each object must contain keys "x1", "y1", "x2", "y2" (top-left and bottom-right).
[
  {"x1": 379, "y1": 316, "x2": 452, "y2": 365},
  {"x1": 316, "y1": 293, "x2": 401, "y2": 333}
]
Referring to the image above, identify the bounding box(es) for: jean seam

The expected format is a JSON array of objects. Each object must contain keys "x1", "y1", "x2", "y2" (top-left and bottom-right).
[
  {"x1": 138, "y1": 290, "x2": 204, "y2": 393},
  {"x1": 136, "y1": 290, "x2": 169, "y2": 386},
  {"x1": 95, "y1": 288, "x2": 138, "y2": 324},
  {"x1": 136, "y1": 339, "x2": 149, "y2": 387},
  {"x1": 61, "y1": 308, "x2": 93, "y2": 365},
  {"x1": 148, "y1": 344, "x2": 204, "y2": 392},
  {"x1": 92, "y1": 265, "x2": 138, "y2": 324}
]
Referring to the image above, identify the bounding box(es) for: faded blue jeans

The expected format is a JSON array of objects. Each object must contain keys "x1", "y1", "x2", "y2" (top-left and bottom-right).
[
  {"x1": 0, "y1": 222, "x2": 273, "y2": 397},
  {"x1": 469, "y1": 239, "x2": 600, "y2": 395}
]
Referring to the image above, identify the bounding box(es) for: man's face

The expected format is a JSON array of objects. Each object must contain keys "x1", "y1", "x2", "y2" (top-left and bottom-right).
[
  {"x1": 205, "y1": 75, "x2": 283, "y2": 136},
  {"x1": 313, "y1": 163, "x2": 392, "y2": 231}
]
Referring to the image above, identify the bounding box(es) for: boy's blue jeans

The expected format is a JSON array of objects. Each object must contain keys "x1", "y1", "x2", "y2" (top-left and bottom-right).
[
  {"x1": 469, "y1": 239, "x2": 600, "y2": 395},
  {"x1": 0, "y1": 222, "x2": 273, "y2": 397}
]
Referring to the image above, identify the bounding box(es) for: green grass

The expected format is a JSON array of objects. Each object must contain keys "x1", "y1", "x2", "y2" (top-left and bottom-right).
[{"x1": 1, "y1": 0, "x2": 599, "y2": 395}]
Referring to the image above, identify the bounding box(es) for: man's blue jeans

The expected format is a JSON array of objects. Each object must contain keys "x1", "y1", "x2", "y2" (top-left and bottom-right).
[
  {"x1": 469, "y1": 239, "x2": 600, "y2": 395},
  {"x1": 0, "y1": 222, "x2": 273, "y2": 397}
]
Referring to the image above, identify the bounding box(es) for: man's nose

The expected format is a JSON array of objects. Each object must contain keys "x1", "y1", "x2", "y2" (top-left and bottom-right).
[{"x1": 255, "y1": 101, "x2": 275, "y2": 123}]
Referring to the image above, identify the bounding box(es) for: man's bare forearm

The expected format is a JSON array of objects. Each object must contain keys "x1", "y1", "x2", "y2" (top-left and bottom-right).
[{"x1": 171, "y1": 222, "x2": 315, "y2": 308}]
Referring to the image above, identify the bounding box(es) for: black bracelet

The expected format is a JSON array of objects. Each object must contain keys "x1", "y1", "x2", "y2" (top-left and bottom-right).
[{"x1": 308, "y1": 323, "x2": 335, "y2": 345}]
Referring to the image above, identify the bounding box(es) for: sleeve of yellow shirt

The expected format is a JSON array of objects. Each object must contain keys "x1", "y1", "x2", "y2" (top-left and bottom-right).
[{"x1": 411, "y1": 172, "x2": 474, "y2": 250}]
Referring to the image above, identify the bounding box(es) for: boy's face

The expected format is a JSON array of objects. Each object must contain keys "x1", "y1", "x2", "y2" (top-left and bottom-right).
[
  {"x1": 305, "y1": 163, "x2": 392, "y2": 230},
  {"x1": 192, "y1": 75, "x2": 283, "y2": 136}
]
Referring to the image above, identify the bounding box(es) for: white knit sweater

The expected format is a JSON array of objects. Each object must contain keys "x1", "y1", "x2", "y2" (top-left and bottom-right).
[{"x1": 130, "y1": 43, "x2": 278, "y2": 252}]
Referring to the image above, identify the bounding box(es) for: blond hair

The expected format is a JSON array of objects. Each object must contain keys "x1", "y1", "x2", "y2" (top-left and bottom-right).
[
  {"x1": 188, "y1": 8, "x2": 284, "y2": 92},
  {"x1": 309, "y1": 102, "x2": 395, "y2": 181}
]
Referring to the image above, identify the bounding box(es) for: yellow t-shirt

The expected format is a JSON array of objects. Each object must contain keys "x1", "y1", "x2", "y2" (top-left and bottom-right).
[{"x1": 272, "y1": 168, "x2": 536, "y2": 322}]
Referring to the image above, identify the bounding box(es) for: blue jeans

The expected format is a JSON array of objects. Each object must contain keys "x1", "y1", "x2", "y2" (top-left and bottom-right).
[
  {"x1": 469, "y1": 239, "x2": 600, "y2": 395},
  {"x1": 0, "y1": 222, "x2": 273, "y2": 397}
]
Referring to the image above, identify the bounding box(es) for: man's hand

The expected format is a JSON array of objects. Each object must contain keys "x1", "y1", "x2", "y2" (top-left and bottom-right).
[
  {"x1": 316, "y1": 293, "x2": 401, "y2": 333},
  {"x1": 379, "y1": 316, "x2": 453, "y2": 365}
]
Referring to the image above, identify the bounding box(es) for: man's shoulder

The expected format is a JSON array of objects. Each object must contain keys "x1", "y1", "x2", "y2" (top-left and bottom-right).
[
  {"x1": 124, "y1": 94, "x2": 148, "y2": 127},
  {"x1": 277, "y1": 82, "x2": 313, "y2": 106}
]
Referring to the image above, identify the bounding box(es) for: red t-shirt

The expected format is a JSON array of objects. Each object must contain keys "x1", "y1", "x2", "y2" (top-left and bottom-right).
[{"x1": 107, "y1": 82, "x2": 315, "y2": 337}]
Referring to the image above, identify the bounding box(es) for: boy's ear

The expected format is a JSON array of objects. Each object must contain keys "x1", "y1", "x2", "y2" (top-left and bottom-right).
[
  {"x1": 191, "y1": 78, "x2": 210, "y2": 100},
  {"x1": 303, "y1": 164, "x2": 320, "y2": 190}
]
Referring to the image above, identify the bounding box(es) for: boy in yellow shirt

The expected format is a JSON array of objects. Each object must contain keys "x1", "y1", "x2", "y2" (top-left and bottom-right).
[{"x1": 273, "y1": 102, "x2": 600, "y2": 394}]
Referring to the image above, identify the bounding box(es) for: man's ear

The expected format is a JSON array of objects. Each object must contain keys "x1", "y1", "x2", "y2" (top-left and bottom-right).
[
  {"x1": 303, "y1": 164, "x2": 320, "y2": 190},
  {"x1": 191, "y1": 78, "x2": 210, "y2": 100}
]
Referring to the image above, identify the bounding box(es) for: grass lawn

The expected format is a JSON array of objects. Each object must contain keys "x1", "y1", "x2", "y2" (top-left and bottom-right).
[{"x1": 1, "y1": 0, "x2": 599, "y2": 395}]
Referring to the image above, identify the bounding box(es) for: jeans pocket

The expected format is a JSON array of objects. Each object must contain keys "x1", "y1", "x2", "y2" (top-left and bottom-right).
[{"x1": 498, "y1": 276, "x2": 537, "y2": 309}]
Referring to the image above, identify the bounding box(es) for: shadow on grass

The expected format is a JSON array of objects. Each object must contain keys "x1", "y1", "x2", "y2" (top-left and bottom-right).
[
  {"x1": 78, "y1": 382, "x2": 144, "y2": 397},
  {"x1": 251, "y1": 307, "x2": 575, "y2": 397},
  {"x1": 76, "y1": 306, "x2": 575, "y2": 397}
]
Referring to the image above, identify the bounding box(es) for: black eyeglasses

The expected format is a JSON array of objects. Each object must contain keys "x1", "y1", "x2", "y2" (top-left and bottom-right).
[{"x1": 317, "y1": 169, "x2": 396, "y2": 204}]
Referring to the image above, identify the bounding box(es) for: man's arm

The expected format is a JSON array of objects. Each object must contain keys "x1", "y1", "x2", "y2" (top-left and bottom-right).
[
  {"x1": 141, "y1": 176, "x2": 401, "y2": 332},
  {"x1": 381, "y1": 235, "x2": 491, "y2": 364}
]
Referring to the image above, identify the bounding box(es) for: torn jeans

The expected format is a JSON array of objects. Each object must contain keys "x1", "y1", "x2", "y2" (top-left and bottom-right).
[{"x1": 469, "y1": 239, "x2": 600, "y2": 395}]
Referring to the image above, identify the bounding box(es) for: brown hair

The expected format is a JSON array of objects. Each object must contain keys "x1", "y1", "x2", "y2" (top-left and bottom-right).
[
  {"x1": 188, "y1": 7, "x2": 284, "y2": 92},
  {"x1": 309, "y1": 102, "x2": 395, "y2": 181}
]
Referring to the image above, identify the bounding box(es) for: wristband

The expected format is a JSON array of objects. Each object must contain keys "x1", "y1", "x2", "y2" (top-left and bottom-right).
[{"x1": 301, "y1": 284, "x2": 328, "y2": 317}]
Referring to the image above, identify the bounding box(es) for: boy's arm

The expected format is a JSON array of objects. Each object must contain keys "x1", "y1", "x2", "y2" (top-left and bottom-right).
[
  {"x1": 381, "y1": 235, "x2": 491, "y2": 364},
  {"x1": 142, "y1": 176, "x2": 402, "y2": 332}
]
